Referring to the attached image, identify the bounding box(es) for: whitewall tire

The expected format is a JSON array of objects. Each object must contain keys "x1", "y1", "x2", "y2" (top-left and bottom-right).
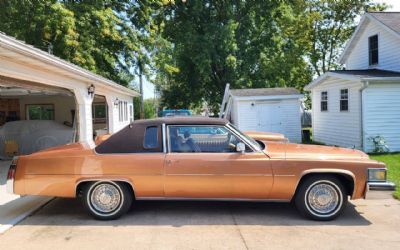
[
  {"x1": 83, "y1": 181, "x2": 132, "y2": 220},
  {"x1": 295, "y1": 176, "x2": 347, "y2": 221}
]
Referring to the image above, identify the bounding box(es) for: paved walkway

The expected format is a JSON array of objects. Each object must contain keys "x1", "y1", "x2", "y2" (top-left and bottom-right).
[{"x1": 0, "y1": 160, "x2": 53, "y2": 234}]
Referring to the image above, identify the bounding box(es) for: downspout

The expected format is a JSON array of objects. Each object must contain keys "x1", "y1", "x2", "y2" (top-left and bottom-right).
[{"x1": 360, "y1": 80, "x2": 369, "y2": 151}]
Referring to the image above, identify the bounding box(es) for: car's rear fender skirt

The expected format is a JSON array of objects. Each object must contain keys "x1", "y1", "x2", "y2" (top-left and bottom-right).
[
  {"x1": 294, "y1": 169, "x2": 356, "y2": 199},
  {"x1": 75, "y1": 178, "x2": 135, "y2": 198}
]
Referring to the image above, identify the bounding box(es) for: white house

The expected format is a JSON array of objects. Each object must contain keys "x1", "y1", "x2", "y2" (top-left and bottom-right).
[
  {"x1": 223, "y1": 87, "x2": 303, "y2": 143},
  {"x1": 305, "y1": 12, "x2": 400, "y2": 152},
  {"x1": 0, "y1": 32, "x2": 139, "y2": 148}
]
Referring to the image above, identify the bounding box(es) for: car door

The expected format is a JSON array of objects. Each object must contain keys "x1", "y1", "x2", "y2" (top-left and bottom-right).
[{"x1": 164, "y1": 125, "x2": 273, "y2": 199}]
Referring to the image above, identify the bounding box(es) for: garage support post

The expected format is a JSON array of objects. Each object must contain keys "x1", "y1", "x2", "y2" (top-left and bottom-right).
[{"x1": 74, "y1": 88, "x2": 94, "y2": 146}]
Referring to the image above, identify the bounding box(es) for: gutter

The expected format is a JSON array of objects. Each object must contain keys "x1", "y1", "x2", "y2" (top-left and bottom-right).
[{"x1": 360, "y1": 80, "x2": 369, "y2": 151}]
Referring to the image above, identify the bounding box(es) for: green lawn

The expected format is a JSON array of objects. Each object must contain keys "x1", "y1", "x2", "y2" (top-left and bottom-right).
[{"x1": 370, "y1": 153, "x2": 400, "y2": 199}]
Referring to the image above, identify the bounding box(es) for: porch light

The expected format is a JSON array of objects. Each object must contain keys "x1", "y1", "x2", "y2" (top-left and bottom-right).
[
  {"x1": 88, "y1": 84, "x2": 95, "y2": 98},
  {"x1": 114, "y1": 98, "x2": 119, "y2": 107}
]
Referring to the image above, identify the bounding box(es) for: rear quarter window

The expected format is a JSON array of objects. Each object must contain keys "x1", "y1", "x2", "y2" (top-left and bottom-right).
[{"x1": 144, "y1": 126, "x2": 159, "y2": 149}]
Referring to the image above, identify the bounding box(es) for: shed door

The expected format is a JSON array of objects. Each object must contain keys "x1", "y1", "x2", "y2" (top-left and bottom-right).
[{"x1": 256, "y1": 102, "x2": 282, "y2": 133}]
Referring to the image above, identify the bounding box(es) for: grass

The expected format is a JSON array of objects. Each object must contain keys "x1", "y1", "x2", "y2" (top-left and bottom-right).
[{"x1": 369, "y1": 153, "x2": 400, "y2": 199}]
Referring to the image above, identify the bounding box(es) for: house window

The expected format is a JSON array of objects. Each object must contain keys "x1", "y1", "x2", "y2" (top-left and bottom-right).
[
  {"x1": 369, "y1": 35, "x2": 378, "y2": 65},
  {"x1": 320, "y1": 91, "x2": 328, "y2": 111},
  {"x1": 118, "y1": 101, "x2": 128, "y2": 122},
  {"x1": 26, "y1": 104, "x2": 54, "y2": 120},
  {"x1": 340, "y1": 89, "x2": 349, "y2": 111},
  {"x1": 129, "y1": 105, "x2": 133, "y2": 122},
  {"x1": 92, "y1": 103, "x2": 106, "y2": 124}
]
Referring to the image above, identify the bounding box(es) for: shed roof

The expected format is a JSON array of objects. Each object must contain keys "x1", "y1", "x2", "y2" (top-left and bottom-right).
[{"x1": 229, "y1": 87, "x2": 300, "y2": 97}]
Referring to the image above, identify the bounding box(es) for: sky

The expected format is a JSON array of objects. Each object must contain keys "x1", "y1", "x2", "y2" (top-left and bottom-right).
[
  {"x1": 140, "y1": 0, "x2": 400, "y2": 99},
  {"x1": 376, "y1": 0, "x2": 400, "y2": 11}
]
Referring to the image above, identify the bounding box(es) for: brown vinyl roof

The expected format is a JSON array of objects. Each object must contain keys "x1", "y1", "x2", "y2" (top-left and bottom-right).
[
  {"x1": 229, "y1": 87, "x2": 300, "y2": 97},
  {"x1": 369, "y1": 12, "x2": 400, "y2": 34},
  {"x1": 132, "y1": 116, "x2": 228, "y2": 126}
]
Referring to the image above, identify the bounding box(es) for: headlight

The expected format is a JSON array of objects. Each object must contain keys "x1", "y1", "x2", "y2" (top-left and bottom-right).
[{"x1": 368, "y1": 168, "x2": 387, "y2": 182}]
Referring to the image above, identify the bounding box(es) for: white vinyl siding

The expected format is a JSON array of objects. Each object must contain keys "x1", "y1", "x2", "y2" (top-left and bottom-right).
[
  {"x1": 346, "y1": 20, "x2": 400, "y2": 71},
  {"x1": 363, "y1": 83, "x2": 400, "y2": 152},
  {"x1": 312, "y1": 77, "x2": 363, "y2": 149},
  {"x1": 232, "y1": 97, "x2": 302, "y2": 143}
]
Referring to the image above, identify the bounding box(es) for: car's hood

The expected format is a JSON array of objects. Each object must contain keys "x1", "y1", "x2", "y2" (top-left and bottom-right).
[
  {"x1": 245, "y1": 131, "x2": 288, "y2": 142},
  {"x1": 264, "y1": 141, "x2": 369, "y2": 160}
]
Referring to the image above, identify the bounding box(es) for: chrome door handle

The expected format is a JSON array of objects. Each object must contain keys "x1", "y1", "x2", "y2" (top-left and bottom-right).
[{"x1": 166, "y1": 159, "x2": 179, "y2": 165}]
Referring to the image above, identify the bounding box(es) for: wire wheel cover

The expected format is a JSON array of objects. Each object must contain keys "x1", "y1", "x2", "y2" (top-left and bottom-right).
[
  {"x1": 90, "y1": 183, "x2": 122, "y2": 214},
  {"x1": 306, "y1": 182, "x2": 340, "y2": 215}
]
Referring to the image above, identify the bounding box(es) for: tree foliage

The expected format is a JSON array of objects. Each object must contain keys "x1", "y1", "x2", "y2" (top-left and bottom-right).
[
  {"x1": 305, "y1": 0, "x2": 388, "y2": 76},
  {"x1": 0, "y1": 0, "x2": 155, "y2": 86},
  {"x1": 153, "y1": 1, "x2": 313, "y2": 112},
  {"x1": 0, "y1": 0, "x2": 389, "y2": 113}
]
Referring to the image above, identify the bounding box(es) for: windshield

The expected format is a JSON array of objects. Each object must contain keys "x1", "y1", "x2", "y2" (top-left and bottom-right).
[{"x1": 227, "y1": 123, "x2": 261, "y2": 151}]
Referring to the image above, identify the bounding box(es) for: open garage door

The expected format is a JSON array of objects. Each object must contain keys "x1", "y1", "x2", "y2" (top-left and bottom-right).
[{"x1": 0, "y1": 76, "x2": 77, "y2": 159}]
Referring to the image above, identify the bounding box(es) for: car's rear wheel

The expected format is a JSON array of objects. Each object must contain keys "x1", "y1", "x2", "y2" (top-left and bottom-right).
[
  {"x1": 83, "y1": 181, "x2": 132, "y2": 220},
  {"x1": 295, "y1": 175, "x2": 347, "y2": 221}
]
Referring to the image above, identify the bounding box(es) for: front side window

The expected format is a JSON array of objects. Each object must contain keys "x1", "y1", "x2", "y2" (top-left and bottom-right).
[
  {"x1": 168, "y1": 125, "x2": 250, "y2": 153},
  {"x1": 369, "y1": 35, "x2": 378, "y2": 65},
  {"x1": 26, "y1": 104, "x2": 54, "y2": 120},
  {"x1": 340, "y1": 89, "x2": 349, "y2": 111},
  {"x1": 321, "y1": 91, "x2": 328, "y2": 111},
  {"x1": 144, "y1": 126, "x2": 159, "y2": 149}
]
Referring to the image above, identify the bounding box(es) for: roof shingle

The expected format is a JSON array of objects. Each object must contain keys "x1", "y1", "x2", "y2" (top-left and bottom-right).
[
  {"x1": 368, "y1": 12, "x2": 400, "y2": 34},
  {"x1": 229, "y1": 87, "x2": 300, "y2": 97}
]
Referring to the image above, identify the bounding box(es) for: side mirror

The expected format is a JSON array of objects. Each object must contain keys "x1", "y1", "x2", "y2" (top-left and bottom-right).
[{"x1": 236, "y1": 142, "x2": 246, "y2": 153}]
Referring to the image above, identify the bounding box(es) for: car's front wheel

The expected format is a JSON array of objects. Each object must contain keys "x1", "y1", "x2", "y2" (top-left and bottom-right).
[
  {"x1": 83, "y1": 181, "x2": 132, "y2": 220},
  {"x1": 295, "y1": 175, "x2": 347, "y2": 221}
]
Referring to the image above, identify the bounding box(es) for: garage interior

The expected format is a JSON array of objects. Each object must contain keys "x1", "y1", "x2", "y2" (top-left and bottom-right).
[{"x1": 0, "y1": 77, "x2": 109, "y2": 159}]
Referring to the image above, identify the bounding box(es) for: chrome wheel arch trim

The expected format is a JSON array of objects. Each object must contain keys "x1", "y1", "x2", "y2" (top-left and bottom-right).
[
  {"x1": 304, "y1": 179, "x2": 343, "y2": 218},
  {"x1": 296, "y1": 169, "x2": 356, "y2": 198},
  {"x1": 75, "y1": 178, "x2": 135, "y2": 198}
]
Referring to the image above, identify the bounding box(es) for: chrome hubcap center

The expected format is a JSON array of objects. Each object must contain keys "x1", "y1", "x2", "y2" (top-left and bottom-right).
[
  {"x1": 307, "y1": 183, "x2": 339, "y2": 214},
  {"x1": 90, "y1": 183, "x2": 121, "y2": 213}
]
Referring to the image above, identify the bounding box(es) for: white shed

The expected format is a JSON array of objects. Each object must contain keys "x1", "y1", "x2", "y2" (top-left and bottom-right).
[{"x1": 224, "y1": 88, "x2": 303, "y2": 143}]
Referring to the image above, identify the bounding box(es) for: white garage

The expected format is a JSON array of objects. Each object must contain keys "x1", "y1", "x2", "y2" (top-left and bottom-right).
[
  {"x1": 0, "y1": 32, "x2": 139, "y2": 158},
  {"x1": 223, "y1": 88, "x2": 303, "y2": 143}
]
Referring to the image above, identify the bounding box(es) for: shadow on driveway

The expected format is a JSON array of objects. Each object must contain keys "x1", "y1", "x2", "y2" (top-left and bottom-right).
[{"x1": 20, "y1": 198, "x2": 371, "y2": 227}]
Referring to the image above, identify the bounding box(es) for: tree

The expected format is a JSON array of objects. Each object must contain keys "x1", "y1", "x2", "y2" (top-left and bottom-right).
[
  {"x1": 305, "y1": 0, "x2": 388, "y2": 76},
  {"x1": 0, "y1": 0, "x2": 156, "y2": 86},
  {"x1": 153, "y1": 0, "x2": 313, "y2": 113}
]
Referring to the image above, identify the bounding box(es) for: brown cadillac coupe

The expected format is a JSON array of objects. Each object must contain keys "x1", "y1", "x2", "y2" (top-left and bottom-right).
[{"x1": 7, "y1": 117, "x2": 395, "y2": 220}]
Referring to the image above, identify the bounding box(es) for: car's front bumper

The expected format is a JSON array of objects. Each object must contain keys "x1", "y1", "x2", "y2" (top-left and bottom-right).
[{"x1": 365, "y1": 181, "x2": 396, "y2": 199}]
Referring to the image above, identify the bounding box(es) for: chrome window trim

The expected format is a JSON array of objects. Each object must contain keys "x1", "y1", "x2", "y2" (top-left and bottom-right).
[
  {"x1": 165, "y1": 124, "x2": 258, "y2": 154},
  {"x1": 226, "y1": 123, "x2": 261, "y2": 152},
  {"x1": 162, "y1": 123, "x2": 167, "y2": 153}
]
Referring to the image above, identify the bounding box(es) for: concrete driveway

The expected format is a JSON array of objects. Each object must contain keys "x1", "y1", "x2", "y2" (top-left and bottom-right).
[{"x1": 0, "y1": 197, "x2": 399, "y2": 250}]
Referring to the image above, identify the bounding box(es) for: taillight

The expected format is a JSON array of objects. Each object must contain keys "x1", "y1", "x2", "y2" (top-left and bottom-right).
[
  {"x1": 7, "y1": 165, "x2": 16, "y2": 180},
  {"x1": 7, "y1": 157, "x2": 18, "y2": 180}
]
